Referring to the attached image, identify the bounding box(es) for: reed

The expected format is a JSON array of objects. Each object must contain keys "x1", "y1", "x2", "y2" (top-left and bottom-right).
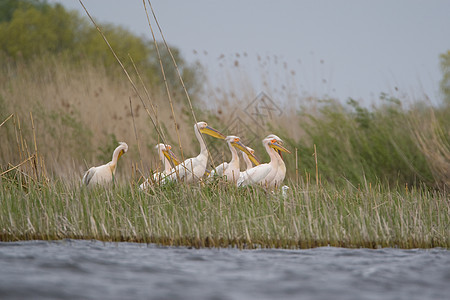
[
  {"x1": 2, "y1": 50, "x2": 448, "y2": 189},
  {"x1": 1, "y1": 94, "x2": 448, "y2": 249},
  {"x1": 1, "y1": 176, "x2": 448, "y2": 249},
  {"x1": 2, "y1": 1, "x2": 448, "y2": 249}
]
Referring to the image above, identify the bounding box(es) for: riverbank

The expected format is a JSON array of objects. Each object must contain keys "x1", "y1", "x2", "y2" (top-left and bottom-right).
[{"x1": 1, "y1": 179, "x2": 448, "y2": 249}]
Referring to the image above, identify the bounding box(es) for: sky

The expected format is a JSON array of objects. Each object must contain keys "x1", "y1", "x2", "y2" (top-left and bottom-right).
[{"x1": 52, "y1": 0, "x2": 450, "y2": 105}]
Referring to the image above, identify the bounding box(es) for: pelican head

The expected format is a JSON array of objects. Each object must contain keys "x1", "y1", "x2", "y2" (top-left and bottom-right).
[
  {"x1": 246, "y1": 146, "x2": 255, "y2": 155},
  {"x1": 196, "y1": 121, "x2": 226, "y2": 139},
  {"x1": 163, "y1": 145, "x2": 180, "y2": 166},
  {"x1": 155, "y1": 144, "x2": 179, "y2": 165},
  {"x1": 155, "y1": 143, "x2": 168, "y2": 151},
  {"x1": 241, "y1": 145, "x2": 260, "y2": 166},
  {"x1": 265, "y1": 135, "x2": 291, "y2": 154},
  {"x1": 115, "y1": 142, "x2": 128, "y2": 160},
  {"x1": 246, "y1": 148, "x2": 260, "y2": 166},
  {"x1": 226, "y1": 136, "x2": 260, "y2": 166},
  {"x1": 266, "y1": 134, "x2": 284, "y2": 145}
]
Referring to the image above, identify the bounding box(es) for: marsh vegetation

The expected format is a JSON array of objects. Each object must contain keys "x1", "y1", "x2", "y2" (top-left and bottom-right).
[{"x1": 1, "y1": 1, "x2": 449, "y2": 249}]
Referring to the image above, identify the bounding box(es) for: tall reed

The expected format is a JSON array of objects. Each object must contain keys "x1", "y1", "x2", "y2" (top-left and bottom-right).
[{"x1": 1, "y1": 177, "x2": 448, "y2": 249}]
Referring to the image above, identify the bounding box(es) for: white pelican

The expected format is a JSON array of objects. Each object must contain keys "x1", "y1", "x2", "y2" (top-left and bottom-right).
[
  {"x1": 237, "y1": 145, "x2": 259, "y2": 182},
  {"x1": 241, "y1": 146, "x2": 261, "y2": 173},
  {"x1": 208, "y1": 136, "x2": 259, "y2": 184},
  {"x1": 168, "y1": 121, "x2": 225, "y2": 183},
  {"x1": 237, "y1": 135, "x2": 290, "y2": 187},
  {"x1": 267, "y1": 134, "x2": 288, "y2": 188},
  {"x1": 241, "y1": 146, "x2": 259, "y2": 171},
  {"x1": 82, "y1": 142, "x2": 128, "y2": 186},
  {"x1": 139, "y1": 143, "x2": 179, "y2": 189}
]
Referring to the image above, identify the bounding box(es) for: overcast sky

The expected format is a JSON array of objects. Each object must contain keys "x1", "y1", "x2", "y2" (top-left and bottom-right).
[{"x1": 52, "y1": 0, "x2": 450, "y2": 105}]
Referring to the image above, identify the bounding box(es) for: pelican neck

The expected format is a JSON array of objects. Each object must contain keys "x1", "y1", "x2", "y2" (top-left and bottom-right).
[
  {"x1": 195, "y1": 125, "x2": 207, "y2": 156},
  {"x1": 228, "y1": 141, "x2": 239, "y2": 163},
  {"x1": 264, "y1": 141, "x2": 279, "y2": 165},
  {"x1": 242, "y1": 152, "x2": 252, "y2": 170}
]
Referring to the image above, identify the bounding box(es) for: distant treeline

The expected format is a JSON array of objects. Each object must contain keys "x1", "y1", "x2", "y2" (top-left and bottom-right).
[{"x1": 0, "y1": 0, "x2": 202, "y2": 96}]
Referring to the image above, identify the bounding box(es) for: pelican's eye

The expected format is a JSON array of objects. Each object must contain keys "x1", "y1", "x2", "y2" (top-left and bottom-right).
[
  {"x1": 167, "y1": 145, "x2": 171, "y2": 150},
  {"x1": 234, "y1": 138, "x2": 240, "y2": 142},
  {"x1": 271, "y1": 139, "x2": 277, "y2": 143}
]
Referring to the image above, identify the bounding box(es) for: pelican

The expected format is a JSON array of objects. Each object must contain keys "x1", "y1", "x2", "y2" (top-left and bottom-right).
[
  {"x1": 208, "y1": 136, "x2": 259, "y2": 184},
  {"x1": 82, "y1": 142, "x2": 128, "y2": 186},
  {"x1": 241, "y1": 146, "x2": 259, "y2": 171},
  {"x1": 241, "y1": 146, "x2": 261, "y2": 173},
  {"x1": 237, "y1": 135, "x2": 290, "y2": 187},
  {"x1": 139, "y1": 143, "x2": 179, "y2": 189},
  {"x1": 237, "y1": 145, "x2": 259, "y2": 182},
  {"x1": 267, "y1": 134, "x2": 288, "y2": 188},
  {"x1": 168, "y1": 121, "x2": 225, "y2": 183}
]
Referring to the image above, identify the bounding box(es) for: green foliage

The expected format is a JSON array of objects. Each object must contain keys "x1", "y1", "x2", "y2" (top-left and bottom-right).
[
  {"x1": 0, "y1": 0, "x2": 46, "y2": 23},
  {"x1": 0, "y1": 0, "x2": 202, "y2": 97},
  {"x1": 347, "y1": 98, "x2": 372, "y2": 128},
  {"x1": 284, "y1": 96, "x2": 434, "y2": 187},
  {"x1": 0, "y1": 2, "x2": 79, "y2": 59}
]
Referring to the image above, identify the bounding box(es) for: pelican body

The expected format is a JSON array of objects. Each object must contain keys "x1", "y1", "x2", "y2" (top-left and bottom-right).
[
  {"x1": 82, "y1": 142, "x2": 128, "y2": 186},
  {"x1": 168, "y1": 121, "x2": 225, "y2": 183},
  {"x1": 237, "y1": 135, "x2": 290, "y2": 187},
  {"x1": 209, "y1": 136, "x2": 259, "y2": 184}
]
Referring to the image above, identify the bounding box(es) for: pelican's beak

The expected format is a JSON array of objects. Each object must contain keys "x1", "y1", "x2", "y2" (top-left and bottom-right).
[
  {"x1": 232, "y1": 141, "x2": 261, "y2": 165},
  {"x1": 200, "y1": 126, "x2": 226, "y2": 139},
  {"x1": 117, "y1": 149, "x2": 125, "y2": 160},
  {"x1": 247, "y1": 150, "x2": 260, "y2": 165},
  {"x1": 163, "y1": 149, "x2": 180, "y2": 166},
  {"x1": 270, "y1": 141, "x2": 291, "y2": 154},
  {"x1": 247, "y1": 153, "x2": 261, "y2": 166}
]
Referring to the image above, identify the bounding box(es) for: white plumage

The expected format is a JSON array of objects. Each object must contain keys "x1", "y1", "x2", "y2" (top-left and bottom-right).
[
  {"x1": 168, "y1": 121, "x2": 225, "y2": 183},
  {"x1": 237, "y1": 135, "x2": 290, "y2": 188},
  {"x1": 241, "y1": 146, "x2": 256, "y2": 171},
  {"x1": 82, "y1": 142, "x2": 128, "y2": 186},
  {"x1": 140, "y1": 143, "x2": 178, "y2": 189},
  {"x1": 209, "y1": 136, "x2": 257, "y2": 184}
]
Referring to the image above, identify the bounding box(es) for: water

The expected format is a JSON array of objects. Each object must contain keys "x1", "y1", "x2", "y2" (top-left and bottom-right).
[{"x1": 0, "y1": 240, "x2": 449, "y2": 300}]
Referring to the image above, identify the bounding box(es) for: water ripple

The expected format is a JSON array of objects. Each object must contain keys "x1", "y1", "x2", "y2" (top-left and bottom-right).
[{"x1": 0, "y1": 240, "x2": 449, "y2": 300}]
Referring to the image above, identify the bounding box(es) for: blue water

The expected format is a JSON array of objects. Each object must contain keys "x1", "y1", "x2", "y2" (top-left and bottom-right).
[{"x1": 0, "y1": 240, "x2": 449, "y2": 300}]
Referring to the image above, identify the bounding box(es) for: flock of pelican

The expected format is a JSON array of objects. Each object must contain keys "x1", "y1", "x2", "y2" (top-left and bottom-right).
[{"x1": 82, "y1": 121, "x2": 291, "y2": 190}]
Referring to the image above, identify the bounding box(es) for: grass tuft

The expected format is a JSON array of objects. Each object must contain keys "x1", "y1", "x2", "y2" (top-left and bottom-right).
[{"x1": 1, "y1": 178, "x2": 448, "y2": 249}]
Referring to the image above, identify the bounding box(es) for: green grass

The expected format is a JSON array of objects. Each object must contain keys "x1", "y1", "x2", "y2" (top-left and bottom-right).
[
  {"x1": 278, "y1": 98, "x2": 450, "y2": 190},
  {"x1": 1, "y1": 1, "x2": 448, "y2": 250},
  {"x1": 1, "y1": 175, "x2": 448, "y2": 249}
]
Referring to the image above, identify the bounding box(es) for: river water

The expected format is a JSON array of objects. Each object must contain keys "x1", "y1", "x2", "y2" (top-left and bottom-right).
[{"x1": 0, "y1": 240, "x2": 449, "y2": 300}]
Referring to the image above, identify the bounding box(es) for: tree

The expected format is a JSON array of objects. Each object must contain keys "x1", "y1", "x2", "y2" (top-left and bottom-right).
[
  {"x1": 0, "y1": 0, "x2": 46, "y2": 23},
  {"x1": 0, "y1": 0, "x2": 202, "y2": 98},
  {"x1": 0, "y1": 3, "x2": 78, "y2": 59}
]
